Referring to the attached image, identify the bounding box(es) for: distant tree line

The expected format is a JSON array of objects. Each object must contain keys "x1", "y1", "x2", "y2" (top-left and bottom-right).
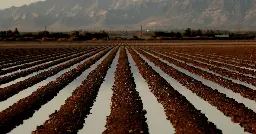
[
  {"x1": 0, "y1": 28, "x2": 110, "y2": 41},
  {"x1": 153, "y1": 28, "x2": 256, "y2": 40},
  {"x1": 0, "y1": 28, "x2": 256, "y2": 41},
  {"x1": 0, "y1": 28, "x2": 20, "y2": 38},
  {"x1": 71, "y1": 31, "x2": 109, "y2": 40}
]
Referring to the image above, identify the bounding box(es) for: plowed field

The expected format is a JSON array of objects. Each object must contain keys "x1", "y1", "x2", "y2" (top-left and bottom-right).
[{"x1": 0, "y1": 43, "x2": 256, "y2": 134}]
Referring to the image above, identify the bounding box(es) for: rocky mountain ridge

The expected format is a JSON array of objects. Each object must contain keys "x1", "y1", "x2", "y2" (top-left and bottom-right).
[{"x1": 0, "y1": 0, "x2": 256, "y2": 31}]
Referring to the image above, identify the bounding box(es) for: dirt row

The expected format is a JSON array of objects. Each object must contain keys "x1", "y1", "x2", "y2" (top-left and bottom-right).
[
  {"x1": 0, "y1": 48, "x2": 58, "y2": 61},
  {"x1": 0, "y1": 47, "x2": 99, "y2": 85},
  {"x1": 167, "y1": 46, "x2": 256, "y2": 63},
  {"x1": 0, "y1": 47, "x2": 113, "y2": 134},
  {"x1": 138, "y1": 48, "x2": 256, "y2": 133},
  {"x1": 175, "y1": 50, "x2": 256, "y2": 70},
  {"x1": 148, "y1": 48, "x2": 256, "y2": 101},
  {"x1": 147, "y1": 48, "x2": 256, "y2": 101},
  {"x1": 0, "y1": 48, "x2": 82, "y2": 70},
  {"x1": 103, "y1": 47, "x2": 149, "y2": 134},
  {"x1": 167, "y1": 47, "x2": 256, "y2": 67},
  {"x1": 164, "y1": 49, "x2": 256, "y2": 76},
  {"x1": 0, "y1": 48, "x2": 80, "y2": 67},
  {"x1": 159, "y1": 49, "x2": 256, "y2": 87},
  {"x1": 201, "y1": 53, "x2": 256, "y2": 67},
  {"x1": 0, "y1": 48, "x2": 108, "y2": 102},
  {"x1": 0, "y1": 48, "x2": 88, "y2": 75},
  {"x1": 188, "y1": 53, "x2": 256, "y2": 69},
  {"x1": 32, "y1": 47, "x2": 118, "y2": 134},
  {"x1": 128, "y1": 47, "x2": 222, "y2": 134}
]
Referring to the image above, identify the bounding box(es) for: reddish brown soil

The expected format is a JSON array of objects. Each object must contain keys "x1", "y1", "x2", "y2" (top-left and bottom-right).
[
  {"x1": 128, "y1": 47, "x2": 221, "y2": 134},
  {"x1": 32, "y1": 47, "x2": 118, "y2": 134},
  {"x1": 146, "y1": 48, "x2": 256, "y2": 101},
  {"x1": 0, "y1": 48, "x2": 112, "y2": 134},
  {"x1": 137, "y1": 47, "x2": 256, "y2": 133},
  {"x1": 104, "y1": 47, "x2": 149, "y2": 134}
]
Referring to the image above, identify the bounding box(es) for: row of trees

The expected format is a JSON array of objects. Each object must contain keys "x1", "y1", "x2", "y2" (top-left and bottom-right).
[
  {"x1": 0, "y1": 28, "x2": 110, "y2": 41},
  {"x1": 1, "y1": 28, "x2": 256, "y2": 41},
  {"x1": 71, "y1": 31, "x2": 109, "y2": 40},
  {"x1": 154, "y1": 29, "x2": 221, "y2": 38},
  {"x1": 154, "y1": 28, "x2": 256, "y2": 39},
  {"x1": 0, "y1": 28, "x2": 20, "y2": 38}
]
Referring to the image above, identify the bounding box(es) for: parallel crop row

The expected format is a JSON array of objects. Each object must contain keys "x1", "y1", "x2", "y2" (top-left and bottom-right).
[
  {"x1": 32, "y1": 47, "x2": 118, "y2": 134},
  {"x1": 104, "y1": 47, "x2": 149, "y2": 134},
  {"x1": 181, "y1": 51, "x2": 256, "y2": 70},
  {"x1": 200, "y1": 50, "x2": 256, "y2": 65},
  {"x1": 181, "y1": 46, "x2": 256, "y2": 62},
  {"x1": 0, "y1": 47, "x2": 99, "y2": 85},
  {"x1": 0, "y1": 48, "x2": 79, "y2": 66},
  {"x1": 0, "y1": 48, "x2": 90, "y2": 75},
  {"x1": 0, "y1": 48, "x2": 80, "y2": 69},
  {"x1": 0, "y1": 47, "x2": 112, "y2": 134},
  {"x1": 128, "y1": 47, "x2": 221, "y2": 134},
  {"x1": 167, "y1": 50, "x2": 256, "y2": 76},
  {"x1": 166, "y1": 47, "x2": 256, "y2": 68},
  {"x1": 139, "y1": 48, "x2": 256, "y2": 133},
  {"x1": 0, "y1": 48, "x2": 52, "y2": 61},
  {"x1": 199, "y1": 54, "x2": 256, "y2": 68},
  {"x1": 158, "y1": 49, "x2": 256, "y2": 87},
  {"x1": 145, "y1": 48, "x2": 256, "y2": 101},
  {"x1": 0, "y1": 48, "x2": 107, "y2": 102}
]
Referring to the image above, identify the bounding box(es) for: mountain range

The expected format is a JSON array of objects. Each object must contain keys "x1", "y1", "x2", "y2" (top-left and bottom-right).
[{"x1": 0, "y1": 0, "x2": 256, "y2": 31}]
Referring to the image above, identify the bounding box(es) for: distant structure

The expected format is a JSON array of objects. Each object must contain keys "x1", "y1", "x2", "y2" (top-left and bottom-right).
[
  {"x1": 44, "y1": 26, "x2": 47, "y2": 37},
  {"x1": 215, "y1": 34, "x2": 229, "y2": 38},
  {"x1": 141, "y1": 25, "x2": 143, "y2": 38},
  {"x1": 13, "y1": 28, "x2": 20, "y2": 36}
]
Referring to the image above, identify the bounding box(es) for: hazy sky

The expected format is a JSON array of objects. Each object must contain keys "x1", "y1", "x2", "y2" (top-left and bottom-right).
[{"x1": 0, "y1": 0, "x2": 44, "y2": 9}]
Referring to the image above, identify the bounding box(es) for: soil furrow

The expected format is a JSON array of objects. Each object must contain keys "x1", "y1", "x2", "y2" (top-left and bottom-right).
[
  {"x1": 0, "y1": 47, "x2": 82, "y2": 66},
  {"x1": 0, "y1": 48, "x2": 70, "y2": 64},
  {"x1": 146, "y1": 48, "x2": 256, "y2": 101},
  {"x1": 103, "y1": 47, "x2": 149, "y2": 134},
  {"x1": 0, "y1": 48, "x2": 88, "y2": 75},
  {"x1": 0, "y1": 47, "x2": 112, "y2": 134},
  {"x1": 167, "y1": 50, "x2": 256, "y2": 76},
  {"x1": 0, "y1": 48, "x2": 81, "y2": 69},
  {"x1": 32, "y1": 47, "x2": 118, "y2": 134},
  {"x1": 164, "y1": 47, "x2": 256, "y2": 69},
  {"x1": 0, "y1": 48, "x2": 107, "y2": 102},
  {"x1": 127, "y1": 47, "x2": 221, "y2": 134},
  {"x1": 139, "y1": 48, "x2": 256, "y2": 133},
  {"x1": 0, "y1": 47, "x2": 98, "y2": 85}
]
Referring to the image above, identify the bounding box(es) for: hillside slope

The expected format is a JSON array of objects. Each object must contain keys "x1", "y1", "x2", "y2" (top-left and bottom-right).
[{"x1": 0, "y1": 0, "x2": 255, "y2": 31}]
